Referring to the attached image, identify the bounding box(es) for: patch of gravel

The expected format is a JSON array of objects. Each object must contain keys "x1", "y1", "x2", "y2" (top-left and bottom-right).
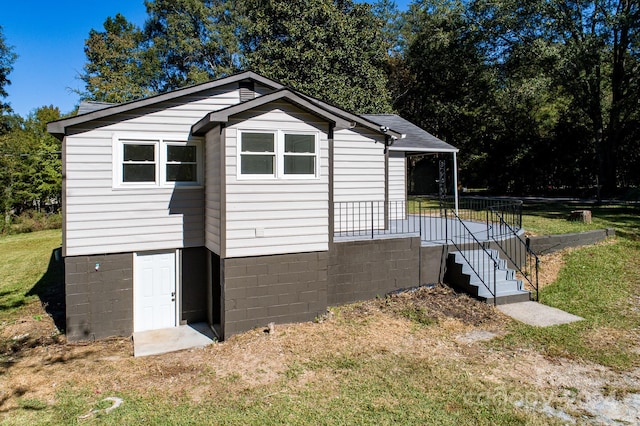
[{"x1": 492, "y1": 351, "x2": 640, "y2": 425}]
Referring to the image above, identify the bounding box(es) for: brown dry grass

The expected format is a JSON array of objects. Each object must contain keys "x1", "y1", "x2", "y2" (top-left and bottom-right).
[
  {"x1": 2, "y1": 282, "x2": 638, "y2": 424},
  {"x1": 1, "y1": 285, "x2": 505, "y2": 412}
]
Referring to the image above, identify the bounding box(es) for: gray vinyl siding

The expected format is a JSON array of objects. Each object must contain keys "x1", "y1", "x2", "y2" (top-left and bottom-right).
[
  {"x1": 388, "y1": 151, "x2": 406, "y2": 201},
  {"x1": 64, "y1": 86, "x2": 239, "y2": 257},
  {"x1": 224, "y1": 103, "x2": 330, "y2": 258},
  {"x1": 332, "y1": 129, "x2": 386, "y2": 233},
  {"x1": 205, "y1": 126, "x2": 222, "y2": 255},
  {"x1": 388, "y1": 151, "x2": 407, "y2": 219},
  {"x1": 333, "y1": 128, "x2": 386, "y2": 202},
  {"x1": 254, "y1": 83, "x2": 277, "y2": 97}
]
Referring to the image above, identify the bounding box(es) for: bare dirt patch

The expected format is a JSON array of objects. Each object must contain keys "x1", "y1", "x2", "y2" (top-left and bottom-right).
[
  {"x1": 537, "y1": 249, "x2": 569, "y2": 289},
  {"x1": 358, "y1": 284, "x2": 506, "y2": 327}
]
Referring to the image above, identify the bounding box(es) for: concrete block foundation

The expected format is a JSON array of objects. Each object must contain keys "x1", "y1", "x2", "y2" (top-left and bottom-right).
[
  {"x1": 64, "y1": 253, "x2": 134, "y2": 341},
  {"x1": 64, "y1": 232, "x2": 544, "y2": 341}
]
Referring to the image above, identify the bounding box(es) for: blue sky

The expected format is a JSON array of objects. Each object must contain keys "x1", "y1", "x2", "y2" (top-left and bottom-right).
[{"x1": 2, "y1": 1, "x2": 410, "y2": 118}]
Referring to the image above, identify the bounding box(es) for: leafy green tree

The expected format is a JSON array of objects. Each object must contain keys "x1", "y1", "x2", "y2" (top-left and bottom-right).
[
  {"x1": 397, "y1": 0, "x2": 640, "y2": 194},
  {"x1": 396, "y1": 0, "x2": 499, "y2": 188},
  {"x1": 22, "y1": 106, "x2": 63, "y2": 209},
  {"x1": 537, "y1": 0, "x2": 636, "y2": 194},
  {"x1": 81, "y1": 14, "x2": 160, "y2": 103},
  {"x1": 144, "y1": 0, "x2": 243, "y2": 90},
  {"x1": 468, "y1": 0, "x2": 640, "y2": 193},
  {"x1": 81, "y1": 0, "x2": 393, "y2": 114},
  {"x1": 0, "y1": 114, "x2": 23, "y2": 226},
  {"x1": 0, "y1": 25, "x2": 17, "y2": 133},
  {"x1": 238, "y1": 0, "x2": 394, "y2": 113},
  {"x1": 0, "y1": 107, "x2": 62, "y2": 228}
]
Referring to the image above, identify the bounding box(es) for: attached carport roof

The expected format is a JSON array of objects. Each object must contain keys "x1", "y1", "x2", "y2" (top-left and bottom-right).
[{"x1": 361, "y1": 114, "x2": 458, "y2": 153}]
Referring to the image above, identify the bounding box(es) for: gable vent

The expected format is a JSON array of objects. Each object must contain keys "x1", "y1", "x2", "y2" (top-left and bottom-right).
[{"x1": 239, "y1": 81, "x2": 255, "y2": 102}]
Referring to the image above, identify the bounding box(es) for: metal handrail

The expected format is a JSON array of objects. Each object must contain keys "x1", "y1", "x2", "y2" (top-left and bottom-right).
[
  {"x1": 489, "y1": 208, "x2": 539, "y2": 301},
  {"x1": 414, "y1": 196, "x2": 523, "y2": 233},
  {"x1": 449, "y1": 210, "x2": 498, "y2": 304}
]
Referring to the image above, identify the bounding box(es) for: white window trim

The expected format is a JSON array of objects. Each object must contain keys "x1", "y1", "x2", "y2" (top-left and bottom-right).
[
  {"x1": 237, "y1": 129, "x2": 320, "y2": 180},
  {"x1": 113, "y1": 134, "x2": 203, "y2": 189},
  {"x1": 164, "y1": 141, "x2": 203, "y2": 186},
  {"x1": 237, "y1": 130, "x2": 277, "y2": 179},
  {"x1": 119, "y1": 139, "x2": 159, "y2": 187}
]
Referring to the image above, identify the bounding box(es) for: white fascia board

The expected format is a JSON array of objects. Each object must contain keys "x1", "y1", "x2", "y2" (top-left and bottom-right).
[{"x1": 388, "y1": 146, "x2": 459, "y2": 153}]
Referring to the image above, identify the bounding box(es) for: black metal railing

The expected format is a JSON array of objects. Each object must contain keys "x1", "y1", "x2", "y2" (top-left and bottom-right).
[
  {"x1": 489, "y1": 209, "x2": 540, "y2": 301},
  {"x1": 449, "y1": 209, "x2": 498, "y2": 304},
  {"x1": 333, "y1": 200, "x2": 413, "y2": 239},
  {"x1": 334, "y1": 197, "x2": 523, "y2": 243},
  {"x1": 425, "y1": 196, "x2": 523, "y2": 233}
]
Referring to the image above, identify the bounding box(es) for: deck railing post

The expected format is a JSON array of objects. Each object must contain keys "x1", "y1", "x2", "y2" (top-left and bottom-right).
[
  {"x1": 444, "y1": 203, "x2": 448, "y2": 242},
  {"x1": 371, "y1": 201, "x2": 374, "y2": 239},
  {"x1": 445, "y1": 205, "x2": 449, "y2": 243},
  {"x1": 486, "y1": 209, "x2": 490, "y2": 240},
  {"x1": 493, "y1": 261, "x2": 497, "y2": 306},
  {"x1": 536, "y1": 256, "x2": 540, "y2": 302},
  {"x1": 419, "y1": 199, "x2": 422, "y2": 240}
]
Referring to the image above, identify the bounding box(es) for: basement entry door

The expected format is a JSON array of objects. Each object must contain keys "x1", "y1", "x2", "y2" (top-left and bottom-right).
[{"x1": 134, "y1": 251, "x2": 177, "y2": 332}]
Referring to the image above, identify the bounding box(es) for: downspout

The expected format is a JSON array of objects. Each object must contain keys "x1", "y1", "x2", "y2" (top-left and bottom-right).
[{"x1": 453, "y1": 151, "x2": 459, "y2": 214}]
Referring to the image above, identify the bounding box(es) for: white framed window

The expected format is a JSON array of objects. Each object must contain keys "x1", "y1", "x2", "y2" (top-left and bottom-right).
[
  {"x1": 114, "y1": 135, "x2": 202, "y2": 188},
  {"x1": 122, "y1": 141, "x2": 158, "y2": 184},
  {"x1": 165, "y1": 142, "x2": 199, "y2": 183},
  {"x1": 283, "y1": 133, "x2": 316, "y2": 175},
  {"x1": 238, "y1": 130, "x2": 319, "y2": 179},
  {"x1": 239, "y1": 132, "x2": 276, "y2": 177}
]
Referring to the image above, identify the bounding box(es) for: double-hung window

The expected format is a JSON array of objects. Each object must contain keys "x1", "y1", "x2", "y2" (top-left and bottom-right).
[
  {"x1": 115, "y1": 136, "x2": 202, "y2": 187},
  {"x1": 284, "y1": 134, "x2": 316, "y2": 175},
  {"x1": 166, "y1": 144, "x2": 198, "y2": 182},
  {"x1": 122, "y1": 141, "x2": 157, "y2": 183},
  {"x1": 239, "y1": 132, "x2": 276, "y2": 176},
  {"x1": 238, "y1": 130, "x2": 318, "y2": 179}
]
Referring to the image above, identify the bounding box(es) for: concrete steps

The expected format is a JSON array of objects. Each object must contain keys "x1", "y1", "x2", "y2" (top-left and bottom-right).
[{"x1": 445, "y1": 249, "x2": 531, "y2": 305}]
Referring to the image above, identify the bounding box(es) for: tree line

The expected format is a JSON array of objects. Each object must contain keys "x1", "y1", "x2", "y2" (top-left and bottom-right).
[
  {"x1": 0, "y1": 0, "x2": 638, "y2": 227},
  {"x1": 1, "y1": 26, "x2": 62, "y2": 229}
]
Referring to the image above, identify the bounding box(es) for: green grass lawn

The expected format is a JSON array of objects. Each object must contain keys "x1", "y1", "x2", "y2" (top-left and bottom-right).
[
  {"x1": 0, "y1": 230, "x2": 62, "y2": 321},
  {"x1": 496, "y1": 236, "x2": 640, "y2": 370},
  {"x1": 522, "y1": 202, "x2": 640, "y2": 238},
  {"x1": 499, "y1": 201, "x2": 640, "y2": 370}
]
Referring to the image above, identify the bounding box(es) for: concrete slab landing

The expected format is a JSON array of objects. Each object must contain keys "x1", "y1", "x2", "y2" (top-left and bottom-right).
[
  {"x1": 133, "y1": 322, "x2": 216, "y2": 357},
  {"x1": 497, "y1": 301, "x2": 584, "y2": 327}
]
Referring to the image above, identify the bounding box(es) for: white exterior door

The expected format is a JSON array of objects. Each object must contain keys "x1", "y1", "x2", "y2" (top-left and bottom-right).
[{"x1": 134, "y1": 251, "x2": 176, "y2": 332}]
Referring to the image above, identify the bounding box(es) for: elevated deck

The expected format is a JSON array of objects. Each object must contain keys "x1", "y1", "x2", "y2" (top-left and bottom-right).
[{"x1": 334, "y1": 215, "x2": 522, "y2": 246}]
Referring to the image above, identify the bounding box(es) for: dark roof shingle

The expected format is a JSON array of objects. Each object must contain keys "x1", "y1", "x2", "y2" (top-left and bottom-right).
[{"x1": 361, "y1": 114, "x2": 458, "y2": 153}]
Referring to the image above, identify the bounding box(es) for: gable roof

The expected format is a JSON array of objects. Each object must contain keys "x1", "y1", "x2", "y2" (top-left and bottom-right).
[
  {"x1": 47, "y1": 71, "x2": 406, "y2": 141},
  {"x1": 192, "y1": 88, "x2": 402, "y2": 139},
  {"x1": 361, "y1": 114, "x2": 458, "y2": 153},
  {"x1": 47, "y1": 71, "x2": 283, "y2": 138},
  {"x1": 292, "y1": 93, "x2": 405, "y2": 141}
]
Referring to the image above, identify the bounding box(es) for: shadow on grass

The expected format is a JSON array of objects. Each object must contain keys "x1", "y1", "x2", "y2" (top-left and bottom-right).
[
  {"x1": 26, "y1": 248, "x2": 65, "y2": 333},
  {"x1": 0, "y1": 299, "x2": 26, "y2": 312}
]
